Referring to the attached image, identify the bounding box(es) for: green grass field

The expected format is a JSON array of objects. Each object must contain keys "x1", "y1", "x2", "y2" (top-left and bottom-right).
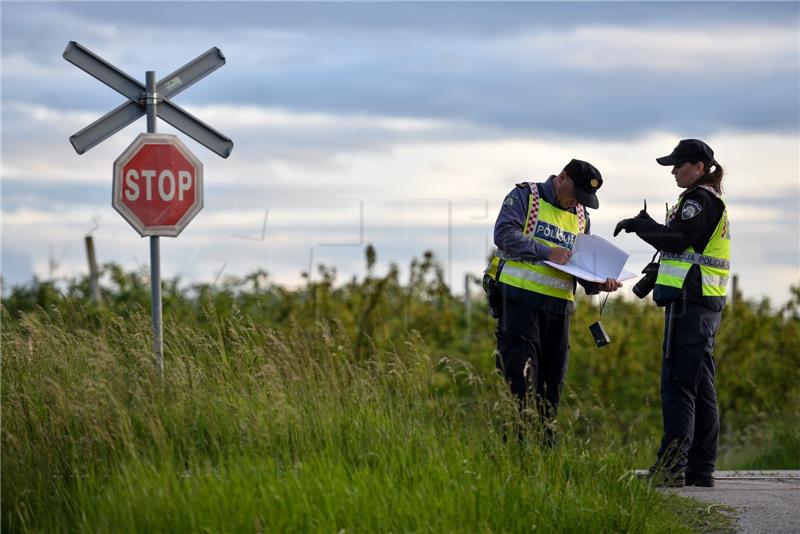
[{"x1": 2, "y1": 249, "x2": 798, "y2": 532}]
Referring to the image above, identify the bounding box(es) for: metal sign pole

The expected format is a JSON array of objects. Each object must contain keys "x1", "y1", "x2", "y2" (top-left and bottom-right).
[{"x1": 145, "y1": 70, "x2": 164, "y2": 378}]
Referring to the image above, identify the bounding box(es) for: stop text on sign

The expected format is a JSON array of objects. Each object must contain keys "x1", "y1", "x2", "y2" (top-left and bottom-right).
[
  {"x1": 113, "y1": 133, "x2": 203, "y2": 237},
  {"x1": 124, "y1": 169, "x2": 193, "y2": 202}
]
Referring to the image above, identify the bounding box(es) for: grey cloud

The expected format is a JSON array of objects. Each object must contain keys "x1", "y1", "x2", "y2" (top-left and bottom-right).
[
  {"x1": 204, "y1": 69, "x2": 799, "y2": 139},
  {"x1": 2, "y1": 180, "x2": 108, "y2": 212},
  {"x1": 15, "y1": 2, "x2": 798, "y2": 37},
  {"x1": 0, "y1": 177, "x2": 367, "y2": 215},
  {"x1": 2, "y1": 2, "x2": 798, "y2": 139},
  {"x1": 732, "y1": 227, "x2": 798, "y2": 269},
  {"x1": 0, "y1": 247, "x2": 35, "y2": 289}
]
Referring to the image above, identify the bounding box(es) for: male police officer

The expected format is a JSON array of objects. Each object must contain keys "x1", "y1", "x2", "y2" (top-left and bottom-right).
[{"x1": 484, "y1": 159, "x2": 621, "y2": 443}]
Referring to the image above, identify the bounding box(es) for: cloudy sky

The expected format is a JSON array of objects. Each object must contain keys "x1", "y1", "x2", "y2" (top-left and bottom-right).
[{"x1": 2, "y1": 1, "x2": 798, "y2": 305}]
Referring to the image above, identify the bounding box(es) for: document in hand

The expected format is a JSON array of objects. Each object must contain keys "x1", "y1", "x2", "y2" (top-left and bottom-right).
[{"x1": 544, "y1": 234, "x2": 637, "y2": 283}]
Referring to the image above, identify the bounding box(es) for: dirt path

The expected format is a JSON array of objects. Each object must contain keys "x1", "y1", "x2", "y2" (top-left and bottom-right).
[{"x1": 668, "y1": 471, "x2": 800, "y2": 533}]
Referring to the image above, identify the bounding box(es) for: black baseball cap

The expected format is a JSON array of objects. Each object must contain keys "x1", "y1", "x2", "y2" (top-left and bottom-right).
[
  {"x1": 563, "y1": 159, "x2": 603, "y2": 209},
  {"x1": 656, "y1": 139, "x2": 715, "y2": 167}
]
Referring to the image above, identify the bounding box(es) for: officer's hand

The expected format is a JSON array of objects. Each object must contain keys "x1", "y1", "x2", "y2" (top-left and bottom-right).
[
  {"x1": 548, "y1": 247, "x2": 572, "y2": 265},
  {"x1": 599, "y1": 278, "x2": 622, "y2": 292},
  {"x1": 635, "y1": 208, "x2": 656, "y2": 224},
  {"x1": 614, "y1": 204, "x2": 658, "y2": 236},
  {"x1": 613, "y1": 218, "x2": 637, "y2": 237}
]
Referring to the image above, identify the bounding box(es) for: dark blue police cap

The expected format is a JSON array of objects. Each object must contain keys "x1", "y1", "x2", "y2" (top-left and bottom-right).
[
  {"x1": 656, "y1": 139, "x2": 715, "y2": 167},
  {"x1": 563, "y1": 159, "x2": 602, "y2": 209}
]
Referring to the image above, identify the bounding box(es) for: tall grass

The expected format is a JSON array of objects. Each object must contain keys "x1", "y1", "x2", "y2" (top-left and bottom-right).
[
  {"x1": 2, "y1": 249, "x2": 798, "y2": 531},
  {"x1": 1, "y1": 307, "x2": 682, "y2": 532}
]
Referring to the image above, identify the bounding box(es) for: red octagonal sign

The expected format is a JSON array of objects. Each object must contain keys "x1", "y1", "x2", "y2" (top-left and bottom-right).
[{"x1": 113, "y1": 133, "x2": 203, "y2": 237}]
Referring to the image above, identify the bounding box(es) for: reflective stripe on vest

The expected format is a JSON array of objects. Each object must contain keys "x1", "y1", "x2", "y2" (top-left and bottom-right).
[
  {"x1": 657, "y1": 263, "x2": 690, "y2": 280},
  {"x1": 500, "y1": 263, "x2": 573, "y2": 291},
  {"x1": 492, "y1": 182, "x2": 584, "y2": 301},
  {"x1": 702, "y1": 273, "x2": 729, "y2": 288},
  {"x1": 655, "y1": 186, "x2": 731, "y2": 300}
]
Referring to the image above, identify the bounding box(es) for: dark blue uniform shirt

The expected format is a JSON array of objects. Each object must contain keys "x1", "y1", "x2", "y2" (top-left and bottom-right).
[
  {"x1": 493, "y1": 176, "x2": 600, "y2": 315},
  {"x1": 630, "y1": 186, "x2": 725, "y2": 310}
]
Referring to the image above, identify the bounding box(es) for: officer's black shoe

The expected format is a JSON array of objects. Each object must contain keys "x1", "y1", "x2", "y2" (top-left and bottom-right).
[
  {"x1": 685, "y1": 472, "x2": 715, "y2": 487},
  {"x1": 638, "y1": 467, "x2": 685, "y2": 487},
  {"x1": 653, "y1": 471, "x2": 686, "y2": 488}
]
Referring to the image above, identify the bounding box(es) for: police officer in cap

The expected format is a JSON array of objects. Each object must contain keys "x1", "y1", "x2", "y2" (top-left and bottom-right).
[
  {"x1": 614, "y1": 139, "x2": 730, "y2": 487},
  {"x1": 485, "y1": 159, "x2": 621, "y2": 443}
]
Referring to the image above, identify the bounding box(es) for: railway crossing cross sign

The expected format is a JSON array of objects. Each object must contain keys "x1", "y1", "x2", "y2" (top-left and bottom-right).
[
  {"x1": 65, "y1": 41, "x2": 234, "y2": 378},
  {"x1": 64, "y1": 41, "x2": 233, "y2": 158}
]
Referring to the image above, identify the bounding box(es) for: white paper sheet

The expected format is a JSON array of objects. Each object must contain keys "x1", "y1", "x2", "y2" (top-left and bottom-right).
[{"x1": 543, "y1": 234, "x2": 638, "y2": 283}]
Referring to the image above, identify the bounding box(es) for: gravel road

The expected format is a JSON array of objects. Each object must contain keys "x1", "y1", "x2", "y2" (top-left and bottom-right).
[{"x1": 668, "y1": 471, "x2": 800, "y2": 534}]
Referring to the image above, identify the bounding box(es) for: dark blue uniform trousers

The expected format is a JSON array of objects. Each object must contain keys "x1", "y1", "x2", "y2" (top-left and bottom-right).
[
  {"x1": 494, "y1": 288, "x2": 570, "y2": 433},
  {"x1": 658, "y1": 299, "x2": 721, "y2": 474}
]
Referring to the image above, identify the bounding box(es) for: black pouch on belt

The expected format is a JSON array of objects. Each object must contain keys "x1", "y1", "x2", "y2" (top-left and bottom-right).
[{"x1": 482, "y1": 273, "x2": 500, "y2": 319}]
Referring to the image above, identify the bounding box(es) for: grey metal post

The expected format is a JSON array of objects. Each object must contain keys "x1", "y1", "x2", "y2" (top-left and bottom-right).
[
  {"x1": 447, "y1": 201, "x2": 452, "y2": 289},
  {"x1": 84, "y1": 235, "x2": 102, "y2": 303},
  {"x1": 146, "y1": 71, "x2": 157, "y2": 133},
  {"x1": 464, "y1": 273, "x2": 472, "y2": 342},
  {"x1": 146, "y1": 70, "x2": 164, "y2": 378},
  {"x1": 731, "y1": 274, "x2": 739, "y2": 309}
]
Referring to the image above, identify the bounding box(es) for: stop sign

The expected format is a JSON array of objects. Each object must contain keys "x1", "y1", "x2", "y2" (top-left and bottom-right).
[{"x1": 113, "y1": 133, "x2": 203, "y2": 237}]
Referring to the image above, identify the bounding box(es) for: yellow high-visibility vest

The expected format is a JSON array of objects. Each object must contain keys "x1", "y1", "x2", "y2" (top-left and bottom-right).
[
  {"x1": 655, "y1": 185, "x2": 731, "y2": 306},
  {"x1": 486, "y1": 183, "x2": 586, "y2": 301}
]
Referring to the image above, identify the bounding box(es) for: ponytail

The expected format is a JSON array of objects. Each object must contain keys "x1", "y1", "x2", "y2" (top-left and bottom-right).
[{"x1": 698, "y1": 160, "x2": 724, "y2": 194}]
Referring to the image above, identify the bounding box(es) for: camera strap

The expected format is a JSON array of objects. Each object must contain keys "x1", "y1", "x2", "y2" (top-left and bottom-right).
[{"x1": 599, "y1": 292, "x2": 609, "y2": 316}]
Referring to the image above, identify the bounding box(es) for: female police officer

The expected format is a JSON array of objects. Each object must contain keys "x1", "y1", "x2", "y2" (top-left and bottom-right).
[{"x1": 614, "y1": 139, "x2": 729, "y2": 487}]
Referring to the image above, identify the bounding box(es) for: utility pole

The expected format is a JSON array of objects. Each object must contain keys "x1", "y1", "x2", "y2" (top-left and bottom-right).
[{"x1": 84, "y1": 235, "x2": 102, "y2": 303}]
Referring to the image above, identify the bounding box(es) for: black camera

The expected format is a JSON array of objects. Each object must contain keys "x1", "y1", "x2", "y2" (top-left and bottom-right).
[
  {"x1": 589, "y1": 321, "x2": 611, "y2": 347},
  {"x1": 632, "y1": 262, "x2": 660, "y2": 299}
]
